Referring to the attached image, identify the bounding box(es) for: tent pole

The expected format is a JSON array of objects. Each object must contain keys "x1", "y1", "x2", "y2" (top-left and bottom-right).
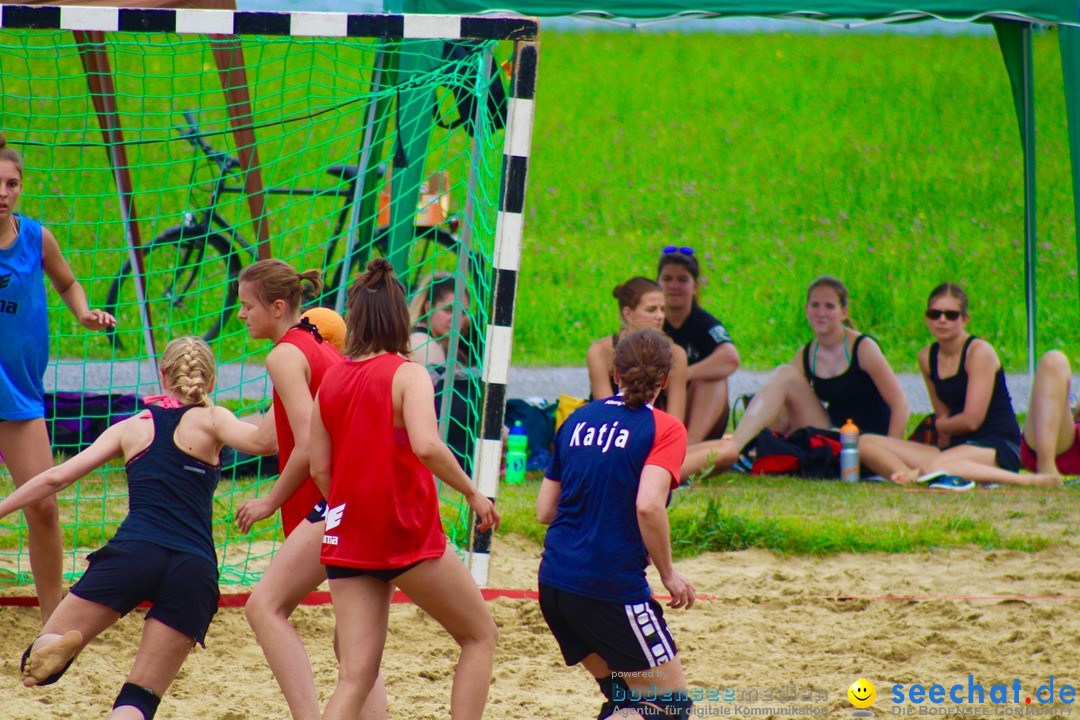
[
  {"x1": 1020, "y1": 23, "x2": 1036, "y2": 378},
  {"x1": 994, "y1": 19, "x2": 1037, "y2": 377}
]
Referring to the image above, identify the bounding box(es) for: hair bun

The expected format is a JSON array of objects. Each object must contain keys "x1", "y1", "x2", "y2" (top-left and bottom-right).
[
  {"x1": 612, "y1": 283, "x2": 624, "y2": 300},
  {"x1": 0, "y1": 131, "x2": 7, "y2": 149}
]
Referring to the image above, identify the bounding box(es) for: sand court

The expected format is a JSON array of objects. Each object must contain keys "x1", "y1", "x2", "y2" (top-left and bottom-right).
[{"x1": 2, "y1": 535, "x2": 1079, "y2": 719}]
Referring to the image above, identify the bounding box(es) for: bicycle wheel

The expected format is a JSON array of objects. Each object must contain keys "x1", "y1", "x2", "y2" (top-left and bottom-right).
[
  {"x1": 105, "y1": 227, "x2": 243, "y2": 349},
  {"x1": 327, "y1": 225, "x2": 458, "y2": 300}
]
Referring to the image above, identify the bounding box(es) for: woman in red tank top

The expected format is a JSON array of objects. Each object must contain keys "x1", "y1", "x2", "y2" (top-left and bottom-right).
[
  {"x1": 310, "y1": 259, "x2": 499, "y2": 720},
  {"x1": 233, "y1": 259, "x2": 387, "y2": 720}
]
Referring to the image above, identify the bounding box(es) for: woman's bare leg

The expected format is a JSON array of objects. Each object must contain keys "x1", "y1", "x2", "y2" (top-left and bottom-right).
[
  {"x1": 22, "y1": 593, "x2": 121, "y2": 686},
  {"x1": 0, "y1": 419, "x2": 64, "y2": 622},
  {"x1": 1022, "y1": 350, "x2": 1075, "y2": 477},
  {"x1": 395, "y1": 547, "x2": 498, "y2": 720},
  {"x1": 683, "y1": 365, "x2": 829, "y2": 478},
  {"x1": 246, "y1": 519, "x2": 388, "y2": 720},
  {"x1": 107, "y1": 618, "x2": 196, "y2": 720},
  {"x1": 858, "y1": 434, "x2": 942, "y2": 485},
  {"x1": 684, "y1": 378, "x2": 730, "y2": 444},
  {"x1": 927, "y1": 445, "x2": 1063, "y2": 488},
  {"x1": 323, "y1": 577, "x2": 394, "y2": 720}
]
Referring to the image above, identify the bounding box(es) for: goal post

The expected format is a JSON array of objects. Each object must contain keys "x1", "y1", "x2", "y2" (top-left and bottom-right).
[{"x1": 0, "y1": 5, "x2": 538, "y2": 591}]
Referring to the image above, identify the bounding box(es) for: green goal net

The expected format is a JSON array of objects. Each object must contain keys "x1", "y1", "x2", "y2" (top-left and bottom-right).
[{"x1": 0, "y1": 10, "x2": 534, "y2": 590}]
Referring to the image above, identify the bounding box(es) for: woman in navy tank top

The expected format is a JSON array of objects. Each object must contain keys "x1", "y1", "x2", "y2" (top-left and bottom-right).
[
  {"x1": 860, "y1": 283, "x2": 1061, "y2": 488},
  {"x1": 586, "y1": 276, "x2": 688, "y2": 422},
  {"x1": 0, "y1": 337, "x2": 277, "y2": 717},
  {"x1": 0, "y1": 133, "x2": 117, "y2": 623},
  {"x1": 683, "y1": 275, "x2": 909, "y2": 479}
]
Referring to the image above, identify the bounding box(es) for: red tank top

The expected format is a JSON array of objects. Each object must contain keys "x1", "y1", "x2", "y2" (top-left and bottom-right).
[
  {"x1": 318, "y1": 353, "x2": 447, "y2": 569},
  {"x1": 273, "y1": 326, "x2": 344, "y2": 536}
]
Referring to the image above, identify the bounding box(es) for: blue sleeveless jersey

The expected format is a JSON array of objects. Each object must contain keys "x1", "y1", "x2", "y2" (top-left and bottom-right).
[{"x1": 0, "y1": 214, "x2": 48, "y2": 420}]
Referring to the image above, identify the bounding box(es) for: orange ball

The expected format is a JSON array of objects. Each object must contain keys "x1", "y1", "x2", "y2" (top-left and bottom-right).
[{"x1": 300, "y1": 307, "x2": 347, "y2": 351}]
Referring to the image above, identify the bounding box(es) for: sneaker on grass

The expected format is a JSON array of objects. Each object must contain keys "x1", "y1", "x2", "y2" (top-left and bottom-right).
[{"x1": 926, "y1": 475, "x2": 975, "y2": 492}]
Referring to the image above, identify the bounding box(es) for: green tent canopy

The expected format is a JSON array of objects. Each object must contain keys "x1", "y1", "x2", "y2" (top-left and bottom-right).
[{"x1": 398, "y1": 0, "x2": 1080, "y2": 374}]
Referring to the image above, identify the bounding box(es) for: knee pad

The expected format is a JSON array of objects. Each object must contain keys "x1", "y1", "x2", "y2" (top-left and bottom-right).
[
  {"x1": 597, "y1": 693, "x2": 693, "y2": 720},
  {"x1": 20, "y1": 642, "x2": 74, "y2": 687},
  {"x1": 597, "y1": 674, "x2": 630, "y2": 700},
  {"x1": 113, "y1": 682, "x2": 161, "y2": 720}
]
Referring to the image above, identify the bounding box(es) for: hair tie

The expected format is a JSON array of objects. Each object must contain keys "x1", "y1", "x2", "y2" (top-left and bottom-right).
[{"x1": 296, "y1": 316, "x2": 325, "y2": 344}]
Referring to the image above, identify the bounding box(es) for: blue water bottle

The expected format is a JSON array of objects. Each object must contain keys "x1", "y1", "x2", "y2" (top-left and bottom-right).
[{"x1": 506, "y1": 421, "x2": 528, "y2": 484}]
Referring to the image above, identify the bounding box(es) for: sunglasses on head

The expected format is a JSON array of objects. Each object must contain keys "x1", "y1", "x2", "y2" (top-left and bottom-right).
[
  {"x1": 925, "y1": 309, "x2": 963, "y2": 321},
  {"x1": 662, "y1": 246, "x2": 694, "y2": 256}
]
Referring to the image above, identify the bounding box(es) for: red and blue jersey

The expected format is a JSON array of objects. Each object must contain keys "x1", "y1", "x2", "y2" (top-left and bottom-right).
[{"x1": 539, "y1": 395, "x2": 686, "y2": 603}]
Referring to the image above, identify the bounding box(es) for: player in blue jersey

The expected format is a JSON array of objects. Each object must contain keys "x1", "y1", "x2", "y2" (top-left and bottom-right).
[
  {"x1": 0, "y1": 132, "x2": 116, "y2": 623},
  {"x1": 0, "y1": 337, "x2": 276, "y2": 720},
  {"x1": 538, "y1": 328, "x2": 696, "y2": 720}
]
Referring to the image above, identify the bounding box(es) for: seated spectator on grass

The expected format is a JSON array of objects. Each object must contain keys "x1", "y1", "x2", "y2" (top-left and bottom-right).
[
  {"x1": 657, "y1": 247, "x2": 739, "y2": 442},
  {"x1": 683, "y1": 275, "x2": 909, "y2": 479},
  {"x1": 1020, "y1": 350, "x2": 1080, "y2": 481},
  {"x1": 859, "y1": 283, "x2": 1061, "y2": 488},
  {"x1": 586, "y1": 277, "x2": 687, "y2": 423}
]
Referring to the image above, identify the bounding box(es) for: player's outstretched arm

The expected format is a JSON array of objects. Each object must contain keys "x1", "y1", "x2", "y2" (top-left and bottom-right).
[
  {"x1": 0, "y1": 421, "x2": 125, "y2": 520},
  {"x1": 211, "y1": 405, "x2": 278, "y2": 458}
]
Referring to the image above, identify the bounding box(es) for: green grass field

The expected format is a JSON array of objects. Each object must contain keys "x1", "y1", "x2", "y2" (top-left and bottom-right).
[
  {"x1": 498, "y1": 473, "x2": 1079, "y2": 557},
  {"x1": 513, "y1": 29, "x2": 1077, "y2": 371}
]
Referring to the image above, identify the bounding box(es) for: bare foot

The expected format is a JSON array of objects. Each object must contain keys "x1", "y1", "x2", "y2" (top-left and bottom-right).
[
  {"x1": 22, "y1": 631, "x2": 82, "y2": 687},
  {"x1": 1027, "y1": 473, "x2": 1065, "y2": 489},
  {"x1": 890, "y1": 468, "x2": 920, "y2": 486},
  {"x1": 683, "y1": 438, "x2": 741, "y2": 480}
]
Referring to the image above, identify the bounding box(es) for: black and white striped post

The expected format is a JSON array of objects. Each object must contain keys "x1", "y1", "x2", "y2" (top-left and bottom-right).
[{"x1": 469, "y1": 39, "x2": 539, "y2": 586}]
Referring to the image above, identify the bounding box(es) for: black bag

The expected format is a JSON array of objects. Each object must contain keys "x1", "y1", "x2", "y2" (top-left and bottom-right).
[
  {"x1": 749, "y1": 427, "x2": 843, "y2": 479},
  {"x1": 436, "y1": 41, "x2": 508, "y2": 137}
]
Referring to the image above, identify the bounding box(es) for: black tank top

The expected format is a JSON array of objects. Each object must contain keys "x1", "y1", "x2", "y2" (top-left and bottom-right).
[
  {"x1": 111, "y1": 405, "x2": 222, "y2": 565},
  {"x1": 801, "y1": 334, "x2": 891, "y2": 435},
  {"x1": 929, "y1": 336, "x2": 1020, "y2": 446}
]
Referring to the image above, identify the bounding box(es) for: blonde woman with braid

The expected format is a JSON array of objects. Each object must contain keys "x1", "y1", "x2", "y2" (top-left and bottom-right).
[{"x1": 0, "y1": 337, "x2": 277, "y2": 720}]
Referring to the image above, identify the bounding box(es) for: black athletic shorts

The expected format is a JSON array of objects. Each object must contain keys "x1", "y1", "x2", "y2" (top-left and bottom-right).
[
  {"x1": 306, "y1": 500, "x2": 328, "y2": 523},
  {"x1": 70, "y1": 540, "x2": 219, "y2": 646},
  {"x1": 953, "y1": 436, "x2": 1021, "y2": 473},
  {"x1": 324, "y1": 559, "x2": 424, "y2": 583},
  {"x1": 538, "y1": 583, "x2": 677, "y2": 672}
]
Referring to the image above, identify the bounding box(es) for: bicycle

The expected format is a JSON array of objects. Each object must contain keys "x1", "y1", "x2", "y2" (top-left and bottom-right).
[{"x1": 105, "y1": 112, "x2": 460, "y2": 347}]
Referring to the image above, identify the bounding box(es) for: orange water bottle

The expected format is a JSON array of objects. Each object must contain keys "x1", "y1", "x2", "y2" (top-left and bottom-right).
[{"x1": 839, "y1": 418, "x2": 860, "y2": 483}]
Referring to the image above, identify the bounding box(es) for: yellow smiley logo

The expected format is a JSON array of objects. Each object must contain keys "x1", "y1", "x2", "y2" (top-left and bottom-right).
[{"x1": 848, "y1": 678, "x2": 876, "y2": 709}]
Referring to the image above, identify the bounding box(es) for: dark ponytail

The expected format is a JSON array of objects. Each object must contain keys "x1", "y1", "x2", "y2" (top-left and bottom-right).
[
  {"x1": 613, "y1": 329, "x2": 673, "y2": 409},
  {"x1": 343, "y1": 259, "x2": 410, "y2": 356}
]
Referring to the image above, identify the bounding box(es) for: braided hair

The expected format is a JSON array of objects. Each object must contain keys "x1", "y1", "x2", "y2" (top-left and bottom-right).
[
  {"x1": 160, "y1": 337, "x2": 216, "y2": 407},
  {"x1": 613, "y1": 329, "x2": 673, "y2": 409}
]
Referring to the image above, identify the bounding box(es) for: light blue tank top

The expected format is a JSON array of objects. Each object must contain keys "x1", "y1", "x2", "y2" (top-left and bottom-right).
[{"x1": 0, "y1": 213, "x2": 49, "y2": 419}]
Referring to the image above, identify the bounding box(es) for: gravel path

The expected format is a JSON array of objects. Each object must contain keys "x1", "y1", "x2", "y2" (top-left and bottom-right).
[{"x1": 45, "y1": 360, "x2": 1071, "y2": 414}]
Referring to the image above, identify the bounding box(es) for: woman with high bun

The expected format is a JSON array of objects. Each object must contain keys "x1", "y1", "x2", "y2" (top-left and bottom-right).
[
  {"x1": 311, "y1": 259, "x2": 499, "y2": 720},
  {"x1": 0, "y1": 131, "x2": 116, "y2": 623},
  {"x1": 586, "y1": 276, "x2": 688, "y2": 424},
  {"x1": 539, "y1": 328, "x2": 695, "y2": 720},
  {"x1": 232, "y1": 258, "x2": 388, "y2": 720},
  {"x1": 0, "y1": 337, "x2": 277, "y2": 718}
]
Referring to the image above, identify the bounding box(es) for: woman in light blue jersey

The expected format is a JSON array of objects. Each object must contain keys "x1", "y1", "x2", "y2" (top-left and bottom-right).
[{"x1": 0, "y1": 131, "x2": 116, "y2": 623}]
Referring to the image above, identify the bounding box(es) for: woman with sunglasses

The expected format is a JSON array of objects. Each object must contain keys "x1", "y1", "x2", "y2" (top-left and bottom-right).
[
  {"x1": 586, "y1": 277, "x2": 687, "y2": 423},
  {"x1": 656, "y1": 247, "x2": 740, "y2": 443},
  {"x1": 859, "y1": 283, "x2": 1061, "y2": 488},
  {"x1": 682, "y1": 275, "x2": 909, "y2": 478}
]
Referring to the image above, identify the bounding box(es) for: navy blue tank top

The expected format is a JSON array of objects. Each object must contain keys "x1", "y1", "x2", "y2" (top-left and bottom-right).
[
  {"x1": 801, "y1": 334, "x2": 891, "y2": 435},
  {"x1": 930, "y1": 336, "x2": 1020, "y2": 447},
  {"x1": 111, "y1": 405, "x2": 222, "y2": 565}
]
